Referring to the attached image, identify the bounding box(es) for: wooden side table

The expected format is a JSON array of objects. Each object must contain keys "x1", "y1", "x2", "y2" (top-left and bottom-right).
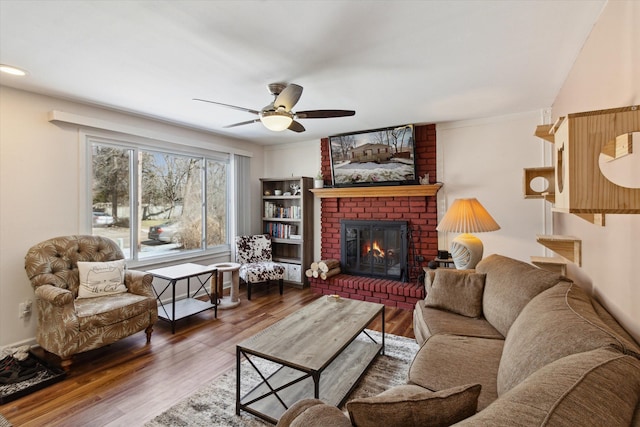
[{"x1": 210, "y1": 262, "x2": 241, "y2": 309}]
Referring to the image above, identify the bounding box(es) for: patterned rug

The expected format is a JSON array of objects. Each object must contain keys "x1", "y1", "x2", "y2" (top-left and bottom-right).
[{"x1": 145, "y1": 330, "x2": 419, "y2": 426}]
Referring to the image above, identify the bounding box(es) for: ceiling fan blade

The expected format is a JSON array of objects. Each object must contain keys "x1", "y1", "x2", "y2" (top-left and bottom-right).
[
  {"x1": 288, "y1": 120, "x2": 306, "y2": 133},
  {"x1": 193, "y1": 98, "x2": 260, "y2": 115},
  {"x1": 274, "y1": 84, "x2": 303, "y2": 111},
  {"x1": 224, "y1": 118, "x2": 261, "y2": 128},
  {"x1": 296, "y1": 110, "x2": 356, "y2": 119}
]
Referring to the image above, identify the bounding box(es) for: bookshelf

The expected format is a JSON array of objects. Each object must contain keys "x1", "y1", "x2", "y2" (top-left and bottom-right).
[{"x1": 260, "y1": 177, "x2": 313, "y2": 288}]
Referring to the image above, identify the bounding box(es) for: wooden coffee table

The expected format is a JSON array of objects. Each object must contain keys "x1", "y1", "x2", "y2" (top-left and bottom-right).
[{"x1": 236, "y1": 296, "x2": 385, "y2": 424}]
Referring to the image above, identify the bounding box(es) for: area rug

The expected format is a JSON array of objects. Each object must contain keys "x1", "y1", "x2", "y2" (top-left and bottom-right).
[{"x1": 145, "y1": 330, "x2": 419, "y2": 426}]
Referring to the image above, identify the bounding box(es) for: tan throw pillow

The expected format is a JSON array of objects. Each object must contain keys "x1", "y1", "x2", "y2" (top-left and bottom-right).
[
  {"x1": 347, "y1": 383, "x2": 481, "y2": 427},
  {"x1": 77, "y1": 259, "x2": 127, "y2": 298},
  {"x1": 425, "y1": 269, "x2": 486, "y2": 317}
]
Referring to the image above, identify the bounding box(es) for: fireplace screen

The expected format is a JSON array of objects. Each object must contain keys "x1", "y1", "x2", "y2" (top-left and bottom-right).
[{"x1": 341, "y1": 220, "x2": 408, "y2": 282}]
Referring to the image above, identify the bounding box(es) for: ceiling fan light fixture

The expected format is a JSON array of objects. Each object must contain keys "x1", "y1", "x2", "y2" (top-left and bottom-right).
[{"x1": 260, "y1": 110, "x2": 293, "y2": 132}]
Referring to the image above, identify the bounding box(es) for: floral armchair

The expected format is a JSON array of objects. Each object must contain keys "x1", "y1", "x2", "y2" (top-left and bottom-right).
[
  {"x1": 24, "y1": 235, "x2": 158, "y2": 368},
  {"x1": 235, "y1": 234, "x2": 285, "y2": 300}
]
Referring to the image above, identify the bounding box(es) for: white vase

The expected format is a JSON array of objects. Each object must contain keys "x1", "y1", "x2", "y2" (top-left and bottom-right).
[{"x1": 314, "y1": 179, "x2": 324, "y2": 189}]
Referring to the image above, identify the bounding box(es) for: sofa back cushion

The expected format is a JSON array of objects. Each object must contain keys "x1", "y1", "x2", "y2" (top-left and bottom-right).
[
  {"x1": 476, "y1": 254, "x2": 562, "y2": 336},
  {"x1": 497, "y1": 281, "x2": 640, "y2": 395},
  {"x1": 456, "y1": 347, "x2": 640, "y2": 427},
  {"x1": 458, "y1": 348, "x2": 640, "y2": 427}
]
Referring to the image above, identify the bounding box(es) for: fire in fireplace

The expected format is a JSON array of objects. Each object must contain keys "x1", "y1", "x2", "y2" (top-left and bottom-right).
[{"x1": 340, "y1": 220, "x2": 408, "y2": 282}]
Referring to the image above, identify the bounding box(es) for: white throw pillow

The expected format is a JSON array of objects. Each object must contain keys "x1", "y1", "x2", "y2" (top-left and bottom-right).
[{"x1": 77, "y1": 259, "x2": 127, "y2": 298}]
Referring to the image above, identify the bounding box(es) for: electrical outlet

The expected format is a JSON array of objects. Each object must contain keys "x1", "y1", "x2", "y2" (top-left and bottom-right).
[{"x1": 19, "y1": 300, "x2": 32, "y2": 319}]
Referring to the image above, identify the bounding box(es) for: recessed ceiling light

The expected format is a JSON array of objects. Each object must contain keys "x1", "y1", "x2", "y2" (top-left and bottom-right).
[{"x1": 0, "y1": 64, "x2": 28, "y2": 76}]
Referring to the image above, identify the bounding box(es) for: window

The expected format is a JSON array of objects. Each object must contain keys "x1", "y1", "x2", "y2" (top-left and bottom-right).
[{"x1": 90, "y1": 137, "x2": 229, "y2": 261}]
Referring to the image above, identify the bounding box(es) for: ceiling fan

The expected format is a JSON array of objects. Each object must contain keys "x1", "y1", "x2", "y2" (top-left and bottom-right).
[{"x1": 194, "y1": 82, "x2": 355, "y2": 133}]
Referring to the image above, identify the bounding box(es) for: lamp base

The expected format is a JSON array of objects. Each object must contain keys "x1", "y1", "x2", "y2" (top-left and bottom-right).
[{"x1": 450, "y1": 233, "x2": 484, "y2": 269}]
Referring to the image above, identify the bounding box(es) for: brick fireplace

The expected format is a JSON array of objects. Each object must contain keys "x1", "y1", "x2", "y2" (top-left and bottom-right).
[{"x1": 309, "y1": 124, "x2": 438, "y2": 310}]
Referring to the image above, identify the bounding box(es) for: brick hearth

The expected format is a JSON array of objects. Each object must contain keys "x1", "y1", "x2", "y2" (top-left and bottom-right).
[
  {"x1": 312, "y1": 124, "x2": 438, "y2": 310},
  {"x1": 309, "y1": 274, "x2": 425, "y2": 311}
]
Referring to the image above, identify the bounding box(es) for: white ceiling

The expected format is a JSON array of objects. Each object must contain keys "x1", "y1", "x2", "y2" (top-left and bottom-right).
[{"x1": 0, "y1": 1, "x2": 605, "y2": 145}]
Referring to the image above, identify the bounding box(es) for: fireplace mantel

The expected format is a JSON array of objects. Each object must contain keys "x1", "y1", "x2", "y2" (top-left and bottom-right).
[{"x1": 310, "y1": 183, "x2": 442, "y2": 199}]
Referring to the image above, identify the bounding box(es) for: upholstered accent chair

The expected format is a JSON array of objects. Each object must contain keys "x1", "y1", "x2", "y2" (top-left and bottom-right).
[
  {"x1": 235, "y1": 234, "x2": 285, "y2": 300},
  {"x1": 24, "y1": 235, "x2": 158, "y2": 369}
]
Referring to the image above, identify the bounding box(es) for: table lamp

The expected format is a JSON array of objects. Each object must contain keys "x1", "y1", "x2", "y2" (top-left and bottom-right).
[{"x1": 436, "y1": 198, "x2": 500, "y2": 269}]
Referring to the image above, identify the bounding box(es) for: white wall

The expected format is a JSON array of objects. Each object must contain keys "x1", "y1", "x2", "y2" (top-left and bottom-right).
[
  {"x1": 436, "y1": 111, "x2": 549, "y2": 262},
  {"x1": 0, "y1": 86, "x2": 265, "y2": 348},
  {"x1": 550, "y1": 0, "x2": 640, "y2": 341}
]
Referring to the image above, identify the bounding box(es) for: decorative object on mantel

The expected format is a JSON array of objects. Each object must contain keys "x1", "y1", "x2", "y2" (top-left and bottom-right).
[
  {"x1": 419, "y1": 173, "x2": 430, "y2": 184},
  {"x1": 436, "y1": 198, "x2": 500, "y2": 269},
  {"x1": 306, "y1": 259, "x2": 341, "y2": 280},
  {"x1": 314, "y1": 171, "x2": 324, "y2": 189}
]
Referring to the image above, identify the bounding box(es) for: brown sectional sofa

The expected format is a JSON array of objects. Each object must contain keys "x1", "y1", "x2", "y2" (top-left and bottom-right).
[{"x1": 277, "y1": 254, "x2": 640, "y2": 426}]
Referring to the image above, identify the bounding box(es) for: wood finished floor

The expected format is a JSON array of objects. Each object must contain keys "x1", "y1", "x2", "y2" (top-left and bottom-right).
[{"x1": 1, "y1": 286, "x2": 415, "y2": 426}]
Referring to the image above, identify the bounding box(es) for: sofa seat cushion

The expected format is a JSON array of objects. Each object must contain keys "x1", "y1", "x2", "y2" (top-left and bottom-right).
[
  {"x1": 408, "y1": 334, "x2": 503, "y2": 410},
  {"x1": 75, "y1": 293, "x2": 153, "y2": 330},
  {"x1": 239, "y1": 261, "x2": 285, "y2": 283},
  {"x1": 498, "y1": 281, "x2": 640, "y2": 395},
  {"x1": 413, "y1": 302, "x2": 503, "y2": 345},
  {"x1": 456, "y1": 347, "x2": 640, "y2": 427},
  {"x1": 346, "y1": 383, "x2": 481, "y2": 427},
  {"x1": 476, "y1": 254, "x2": 562, "y2": 337}
]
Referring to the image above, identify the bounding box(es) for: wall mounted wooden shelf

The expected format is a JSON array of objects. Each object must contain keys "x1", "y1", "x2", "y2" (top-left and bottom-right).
[
  {"x1": 569, "y1": 212, "x2": 606, "y2": 227},
  {"x1": 536, "y1": 235, "x2": 582, "y2": 267},
  {"x1": 534, "y1": 124, "x2": 555, "y2": 143},
  {"x1": 530, "y1": 256, "x2": 567, "y2": 276},
  {"x1": 310, "y1": 183, "x2": 442, "y2": 199}
]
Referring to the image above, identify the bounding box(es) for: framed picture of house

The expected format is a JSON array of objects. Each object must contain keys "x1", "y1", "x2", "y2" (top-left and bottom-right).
[{"x1": 328, "y1": 124, "x2": 417, "y2": 187}]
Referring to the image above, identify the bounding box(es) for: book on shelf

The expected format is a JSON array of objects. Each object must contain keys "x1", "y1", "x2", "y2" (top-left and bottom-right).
[
  {"x1": 264, "y1": 222, "x2": 298, "y2": 239},
  {"x1": 263, "y1": 201, "x2": 301, "y2": 219}
]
